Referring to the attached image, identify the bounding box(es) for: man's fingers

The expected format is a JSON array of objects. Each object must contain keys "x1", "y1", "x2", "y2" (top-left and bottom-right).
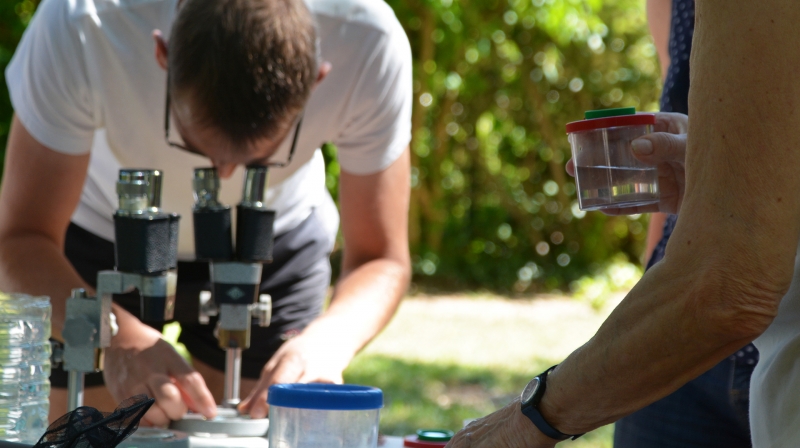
[
  {"x1": 238, "y1": 366, "x2": 274, "y2": 418},
  {"x1": 247, "y1": 388, "x2": 270, "y2": 419},
  {"x1": 147, "y1": 373, "x2": 189, "y2": 422},
  {"x1": 171, "y1": 368, "x2": 217, "y2": 418},
  {"x1": 296, "y1": 371, "x2": 342, "y2": 384},
  {"x1": 632, "y1": 133, "x2": 687, "y2": 164},
  {"x1": 238, "y1": 378, "x2": 270, "y2": 419},
  {"x1": 247, "y1": 361, "x2": 293, "y2": 419},
  {"x1": 158, "y1": 340, "x2": 217, "y2": 418},
  {"x1": 241, "y1": 355, "x2": 302, "y2": 419},
  {"x1": 141, "y1": 405, "x2": 171, "y2": 428},
  {"x1": 565, "y1": 158, "x2": 575, "y2": 177}
]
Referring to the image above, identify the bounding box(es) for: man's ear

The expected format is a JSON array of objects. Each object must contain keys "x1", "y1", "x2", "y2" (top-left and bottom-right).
[
  {"x1": 153, "y1": 30, "x2": 168, "y2": 70},
  {"x1": 314, "y1": 61, "x2": 332, "y2": 88}
]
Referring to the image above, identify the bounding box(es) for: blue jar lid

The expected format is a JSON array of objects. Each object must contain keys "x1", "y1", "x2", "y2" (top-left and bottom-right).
[{"x1": 268, "y1": 384, "x2": 383, "y2": 410}]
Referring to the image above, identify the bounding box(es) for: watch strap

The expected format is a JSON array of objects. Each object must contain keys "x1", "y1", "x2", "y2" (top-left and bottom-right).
[{"x1": 520, "y1": 365, "x2": 584, "y2": 441}]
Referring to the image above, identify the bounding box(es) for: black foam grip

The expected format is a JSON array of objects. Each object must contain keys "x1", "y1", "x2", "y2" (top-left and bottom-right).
[
  {"x1": 114, "y1": 214, "x2": 177, "y2": 274},
  {"x1": 168, "y1": 214, "x2": 180, "y2": 270},
  {"x1": 193, "y1": 208, "x2": 233, "y2": 261},
  {"x1": 236, "y1": 206, "x2": 275, "y2": 262}
]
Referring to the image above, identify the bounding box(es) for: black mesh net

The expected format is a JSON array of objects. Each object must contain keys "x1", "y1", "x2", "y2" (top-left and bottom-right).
[{"x1": 33, "y1": 395, "x2": 154, "y2": 448}]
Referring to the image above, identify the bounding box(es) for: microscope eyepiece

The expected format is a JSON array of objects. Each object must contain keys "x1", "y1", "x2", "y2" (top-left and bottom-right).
[
  {"x1": 235, "y1": 166, "x2": 275, "y2": 262},
  {"x1": 193, "y1": 167, "x2": 234, "y2": 261},
  {"x1": 241, "y1": 166, "x2": 270, "y2": 209},
  {"x1": 193, "y1": 167, "x2": 223, "y2": 209},
  {"x1": 116, "y1": 169, "x2": 163, "y2": 214},
  {"x1": 114, "y1": 169, "x2": 179, "y2": 274}
]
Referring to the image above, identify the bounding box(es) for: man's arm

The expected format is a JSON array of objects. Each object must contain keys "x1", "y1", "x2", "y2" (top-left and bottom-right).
[
  {"x1": 449, "y1": 1, "x2": 800, "y2": 445},
  {"x1": 0, "y1": 116, "x2": 92, "y2": 338},
  {"x1": 320, "y1": 147, "x2": 412, "y2": 361},
  {"x1": 0, "y1": 116, "x2": 216, "y2": 425},
  {"x1": 239, "y1": 147, "x2": 411, "y2": 418}
]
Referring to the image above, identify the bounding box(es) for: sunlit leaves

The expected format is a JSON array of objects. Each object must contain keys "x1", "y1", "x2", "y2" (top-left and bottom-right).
[
  {"x1": 389, "y1": 0, "x2": 662, "y2": 292},
  {"x1": 0, "y1": 0, "x2": 40, "y2": 176}
]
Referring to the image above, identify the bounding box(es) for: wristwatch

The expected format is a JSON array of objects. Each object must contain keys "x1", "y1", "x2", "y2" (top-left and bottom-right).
[{"x1": 519, "y1": 365, "x2": 584, "y2": 441}]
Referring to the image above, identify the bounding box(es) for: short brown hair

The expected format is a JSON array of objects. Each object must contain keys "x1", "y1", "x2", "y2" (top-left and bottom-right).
[{"x1": 169, "y1": 0, "x2": 317, "y2": 147}]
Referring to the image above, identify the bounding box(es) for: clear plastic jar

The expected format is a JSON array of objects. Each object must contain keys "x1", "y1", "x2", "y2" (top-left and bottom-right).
[
  {"x1": 566, "y1": 108, "x2": 659, "y2": 211},
  {"x1": 0, "y1": 293, "x2": 51, "y2": 443},
  {"x1": 268, "y1": 384, "x2": 383, "y2": 448}
]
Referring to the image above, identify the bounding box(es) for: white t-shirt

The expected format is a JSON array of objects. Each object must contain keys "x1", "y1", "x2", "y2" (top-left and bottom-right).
[
  {"x1": 6, "y1": 0, "x2": 412, "y2": 258},
  {"x1": 750, "y1": 243, "x2": 800, "y2": 446}
]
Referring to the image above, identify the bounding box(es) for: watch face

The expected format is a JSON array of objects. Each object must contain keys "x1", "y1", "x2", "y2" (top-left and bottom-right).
[{"x1": 520, "y1": 377, "x2": 541, "y2": 405}]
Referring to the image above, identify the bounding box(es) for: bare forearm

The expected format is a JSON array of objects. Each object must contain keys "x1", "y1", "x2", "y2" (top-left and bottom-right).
[
  {"x1": 313, "y1": 149, "x2": 412, "y2": 362},
  {"x1": 541, "y1": 255, "x2": 758, "y2": 433},
  {"x1": 538, "y1": 0, "x2": 800, "y2": 436},
  {"x1": 0, "y1": 117, "x2": 96, "y2": 340},
  {"x1": 299, "y1": 257, "x2": 410, "y2": 361},
  {"x1": 0, "y1": 233, "x2": 92, "y2": 339}
]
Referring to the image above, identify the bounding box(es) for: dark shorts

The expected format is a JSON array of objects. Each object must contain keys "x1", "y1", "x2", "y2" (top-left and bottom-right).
[
  {"x1": 613, "y1": 357, "x2": 753, "y2": 448},
  {"x1": 52, "y1": 210, "x2": 331, "y2": 388}
]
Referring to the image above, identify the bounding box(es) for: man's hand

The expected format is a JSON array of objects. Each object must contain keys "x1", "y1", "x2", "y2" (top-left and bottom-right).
[
  {"x1": 237, "y1": 333, "x2": 346, "y2": 419},
  {"x1": 103, "y1": 316, "x2": 217, "y2": 427},
  {"x1": 446, "y1": 400, "x2": 560, "y2": 448},
  {"x1": 237, "y1": 150, "x2": 412, "y2": 418},
  {"x1": 567, "y1": 112, "x2": 688, "y2": 215}
]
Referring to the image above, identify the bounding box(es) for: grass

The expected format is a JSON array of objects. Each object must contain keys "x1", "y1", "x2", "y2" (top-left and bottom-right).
[{"x1": 342, "y1": 293, "x2": 625, "y2": 447}]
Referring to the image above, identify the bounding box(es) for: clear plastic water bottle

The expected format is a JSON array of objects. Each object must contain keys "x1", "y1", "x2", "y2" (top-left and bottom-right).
[{"x1": 0, "y1": 293, "x2": 51, "y2": 443}]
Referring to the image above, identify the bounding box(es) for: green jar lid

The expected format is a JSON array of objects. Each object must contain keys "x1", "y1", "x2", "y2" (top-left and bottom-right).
[
  {"x1": 584, "y1": 107, "x2": 636, "y2": 120},
  {"x1": 416, "y1": 429, "x2": 455, "y2": 442}
]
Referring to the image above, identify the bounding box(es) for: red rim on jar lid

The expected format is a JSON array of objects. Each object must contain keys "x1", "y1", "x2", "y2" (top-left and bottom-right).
[{"x1": 566, "y1": 107, "x2": 655, "y2": 134}]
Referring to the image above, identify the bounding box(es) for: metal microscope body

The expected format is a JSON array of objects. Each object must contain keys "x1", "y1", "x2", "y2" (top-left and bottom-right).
[
  {"x1": 62, "y1": 169, "x2": 180, "y2": 412},
  {"x1": 168, "y1": 166, "x2": 274, "y2": 438}
]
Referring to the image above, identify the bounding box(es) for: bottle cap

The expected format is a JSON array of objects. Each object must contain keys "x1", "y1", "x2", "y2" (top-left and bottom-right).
[
  {"x1": 268, "y1": 383, "x2": 383, "y2": 410},
  {"x1": 403, "y1": 429, "x2": 454, "y2": 447},
  {"x1": 566, "y1": 108, "x2": 655, "y2": 134},
  {"x1": 584, "y1": 107, "x2": 636, "y2": 119}
]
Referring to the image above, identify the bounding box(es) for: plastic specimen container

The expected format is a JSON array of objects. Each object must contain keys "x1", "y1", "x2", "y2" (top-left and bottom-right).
[
  {"x1": 403, "y1": 429, "x2": 455, "y2": 447},
  {"x1": 268, "y1": 383, "x2": 383, "y2": 448},
  {"x1": 566, "y1": 107, "x2": 658, "y2": 210}
]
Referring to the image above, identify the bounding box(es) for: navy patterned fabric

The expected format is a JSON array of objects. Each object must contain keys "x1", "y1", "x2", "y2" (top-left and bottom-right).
[{"x1": 660, "y1": 0, "x2": 694, "y2": 114}]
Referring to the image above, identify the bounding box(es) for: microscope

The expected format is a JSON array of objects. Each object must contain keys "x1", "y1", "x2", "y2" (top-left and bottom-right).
[
  {"x1": 169, "y1": 166, "x2": 274, "y2": 438},
  {"x1": 58, "y1": 166, "x2": 274, "y2": 443},
  {"x1": 60, "y1": 169, "x2": 179, "y2": 411}
]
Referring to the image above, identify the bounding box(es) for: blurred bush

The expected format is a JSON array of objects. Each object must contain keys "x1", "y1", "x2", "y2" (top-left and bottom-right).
[
  {"x1": 1, "y1": 0, "x2": 660, "y2": 293},
  {"x1": 569, "y1": 254, "x2": 643, "y2": 309},
  {"x1": 342, "y1": 0, "x2": 661, "y2": 292},
  {"x1": 0, "y1": 0, "x2": 36, "y2": 176}
]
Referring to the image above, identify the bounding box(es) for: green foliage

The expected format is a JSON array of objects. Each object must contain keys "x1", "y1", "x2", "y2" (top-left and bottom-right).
[
  {"x1": 0, "y1": 0, "x2": 36, "y2": 176},
  {"x1": 387, "y1": 0, "x2": 662, "y2": 292},
  {"x1": 569, "y1": 254, "x2": 641, "y2": 309}
]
